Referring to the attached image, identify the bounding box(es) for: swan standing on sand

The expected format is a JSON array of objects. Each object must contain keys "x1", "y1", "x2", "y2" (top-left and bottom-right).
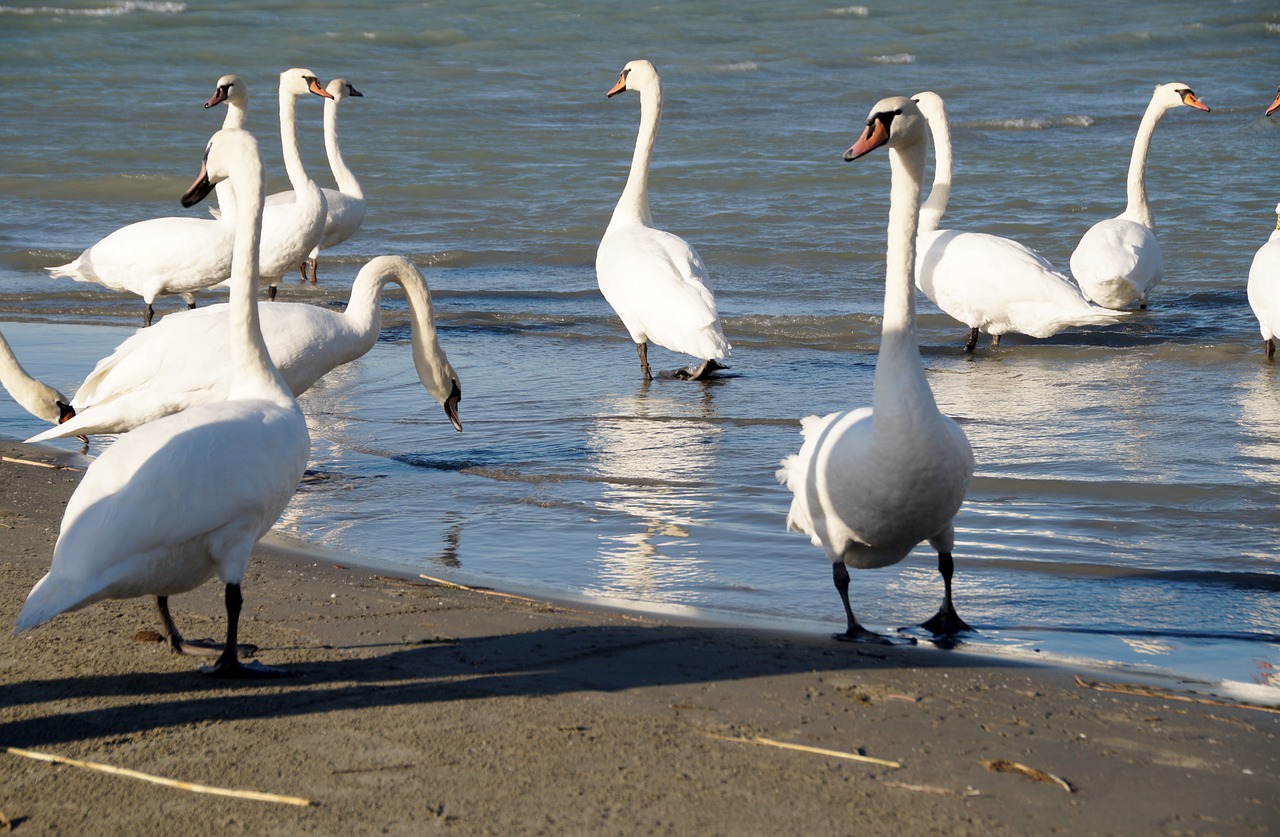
[
  {"x1": 25, "y1": 255, "x2": 463, "y2": 443},
  {"x1": 1069, "y1": 83, "x2": 1210, "y2": 310},
  {"x1": 1247, "y1": 204, "x2": 1280, "y2": 359},
  {"x1": 17, "y1": 128, "x2": 310, "y2": 677},
  {"x1": 777, "y1": 96, "x2": 974, "y2": 643},
  {"x1": 0, "y1": 329, "x2": 73, "y2": 426},
  {"x1": 596, "y1": 60, "x2": 730, "y2": 381},
  {"x1": 911, "y1": 92, "x2": 1128, "y2": 352},
  {"x1": 266, "y1": 78, "x2": 366, "y2": 285}
]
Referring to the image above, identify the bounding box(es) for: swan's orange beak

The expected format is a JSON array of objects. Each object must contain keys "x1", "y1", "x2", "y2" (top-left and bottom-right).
[
  {"x1": 844, "y1": 116, "x2": 890, "y2": 161},
  {"x1": 444, "y1": 381, "x2": 462, "y2": 432},
  {"x1": 1180, "y1": 90, "x2": 1210, "y2": 112},
  {"x1": 204, "y1": 85, "x2": 229, "y2": 110},
  {"x1": 309, "y1": 78, "x2": 335, "y2": 99},
  {"x1": 1267, "y1": 88, "x2": 1280, "y2": 117},
  {"x1": 606, "y1": 69, "x2": 629, "y2": 98},
  {"x1": 181, "y1": 158, "x2": 215, "y2": 208}
]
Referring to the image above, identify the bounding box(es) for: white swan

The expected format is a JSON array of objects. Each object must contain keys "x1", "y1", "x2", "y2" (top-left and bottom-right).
[
  {"x1": 911, "y1": 91, "x2": 1129, "y2": 351},
  {"x1": 17, "y1": 127, "x2": 310, "y2": 678},
  {"x1": 25, "y1": 256, "x2": 463, "y2": 444},
  {"x1": 596, "y1": 60, "x2": 731, "y2": 381},
  {"x1": 1069, "y1": 82, "x2": 1210, "y2": 310},
  {"x1": 1248, "y1": 203, "x2": 1280, "y2": 359},
  {"x1": 257, "y1": 68, "x2": 332, "y2": 300},
  {"x1": 777, "y1": 95, "x2": 975, "y2": 643},
  {"x1": 265, "y1": 78, "x2": 366, "y2": 285},
  {"x1": 203, "y1": 73, "x2": 248, "y2": 224},
  {"x1": 0, "y1": 328, "x2": 73, "y2": 425}
]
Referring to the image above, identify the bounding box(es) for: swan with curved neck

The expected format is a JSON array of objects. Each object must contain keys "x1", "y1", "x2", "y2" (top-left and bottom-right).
[
  {"x1": 595, "y1": 60, "x2": 731, "y2": 381},
  {"x1": 25, "y1": 255, "x2": 463, "y2": 444},
  {"x1": 912, "y1": 91, "x2": 1128, "y2": 351},
  {"x1": 265, "y1": 78, "x2": 366, "y2": 284},
  {"x1": 1069, "y1": 82, "x2": 1210, "y2": 310},
  {"x1": 0, "y1": 329, "x2": 73, "y2": 426},
  {"x1": 18, "y1": 127, "x2": 310, "y2": 678},
  {"x1": 777, "y1": 95, "x2": 974, "y2": 643}
]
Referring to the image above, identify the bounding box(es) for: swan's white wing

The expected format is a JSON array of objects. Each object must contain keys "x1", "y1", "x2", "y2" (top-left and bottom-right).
[
  {"x1": 47, "y1": 217, "x2": 233, "y2": 298},
  {"x1": 1248, "y1": 237, "x2": 1280, "y2": 341}
]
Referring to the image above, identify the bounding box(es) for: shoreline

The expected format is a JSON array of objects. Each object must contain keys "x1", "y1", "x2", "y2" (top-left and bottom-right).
[{"x1": 2, "y1": 438, "x2": 1279, "y2": 833}]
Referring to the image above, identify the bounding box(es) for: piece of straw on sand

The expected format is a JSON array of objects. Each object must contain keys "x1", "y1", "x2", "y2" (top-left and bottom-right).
[
  {"x1": 4, "y1": 746, "x2": 313, "y2": 807},
  {"x1": 706, "y1": 734, "x2": 901, "y2": 768}
]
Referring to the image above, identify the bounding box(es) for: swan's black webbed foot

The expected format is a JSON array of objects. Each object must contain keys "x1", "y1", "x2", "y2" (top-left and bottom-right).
[
  {"x1": 920, "y1": 605, "x2": 972, "y2": 638},
  {"x1": 200, "y1": 656, "x2": 289, "y2": 679},
  {"x1": 674, "y1": 358, "x2": 728, "y2": 380},
  {"x1": 176, "y1": 637, "x2": 259, "y2": 658},
  {"x1": 833, "y1": 625, "x2": 909, "y2": 645}
]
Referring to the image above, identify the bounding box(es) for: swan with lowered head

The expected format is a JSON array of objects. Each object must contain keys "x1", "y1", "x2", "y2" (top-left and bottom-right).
[
  {"x1": 1069, "y1": 82, "x2": 1210, "y2": 310},
  {"x1": 1247, "y1": 203, "x2": 1280, "y2": 359},
  {"x1": 25, "y1": 255, "x2": 463, "y2": 444},
  {"x1": 265, "y1": 78, "x2": 366, "y2": 285},
  {"x1": 911, "y1": 91, "x2": 1129, "y2": 351},
  {"x1": 17, "y1": 127, "x2": 310, "y2": 677},
  {"x1": 777, "y1": 96, "x2": 974, "y2": 642},
  {"x1": 0, "y1": 328, "x2": 74, "y2": 426},
  {"x1": 596, "y1": 59, "x2": 731, "y2": 381}
]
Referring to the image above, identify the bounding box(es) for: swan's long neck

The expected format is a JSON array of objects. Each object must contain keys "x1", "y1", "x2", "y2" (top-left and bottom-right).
[
  {"x1": 0, "y1": 331, "x2": 66, "y2": 423},
  {"x1": 215, "y1": 99, "x2": 248, "y2": 221},
  {"x1": 610, "y1": 83, "x2": 661, "y2": 228},
  {"x1": 1122, "y1": 98, "x2": 1166, "y2": 229},
  {"x1": 918, "y1": 105, "x2": 952, "y2": 237},
  {"x1": 324, "y1": 97, "x2": 363, "y2": 198},
  {"x1": 874, "y1": 138, "x2": 937, "y2": 422},
  {"x1": 226, "y1": 149, "x2": 290, "y2": 404},
  {"x1": 279, "y1": 89, "x2": 311, "y2": 196}
]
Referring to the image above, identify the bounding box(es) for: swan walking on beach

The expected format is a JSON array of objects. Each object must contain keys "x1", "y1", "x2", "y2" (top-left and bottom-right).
[
  {"x1": 24, "y1": 255, "x2": 463, "y2": 444},
  {"x1": 266, "y1": 78, "x2": 366, "y2": 285},
  {"x1": 777, "y1": 96, "x2": 974, "y2": 643},
  {"x1": 1069, "y1": 83, "x2": 1210, "y2": 310},
  {"x1": 17, "y1": 127, "x2": 310, "y2": 677},
  {"x1": 0, "y1": 329, "x2": 74, "y2": 426},
  {"x1": 911, "y1": 92, "x2": 1128, "y2": 351},
  {"x1": 1248, "y1": 203, "x2": 1280, "y2": 359},
  {"x1": 596, "y1": 60, "x2": 731, "y2": 382}
]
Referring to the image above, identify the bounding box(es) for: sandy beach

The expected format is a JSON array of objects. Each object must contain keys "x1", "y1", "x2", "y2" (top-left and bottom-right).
[{"x1": 0, "y1": 439, "x2": 1276, "y2": 835}]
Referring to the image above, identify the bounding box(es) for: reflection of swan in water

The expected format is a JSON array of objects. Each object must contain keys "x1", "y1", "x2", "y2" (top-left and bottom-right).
[
  {"x1": 585, "y1": 382, "x2": 721, "y2": 595},
  {"x1": 1236, "y1": 365, "x2": 1280, "y2": 485}
]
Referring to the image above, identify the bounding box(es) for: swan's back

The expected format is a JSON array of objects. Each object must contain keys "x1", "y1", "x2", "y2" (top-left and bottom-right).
[{"x1": 1070, "y1": 217, "x2": 1163, "y2": 308}]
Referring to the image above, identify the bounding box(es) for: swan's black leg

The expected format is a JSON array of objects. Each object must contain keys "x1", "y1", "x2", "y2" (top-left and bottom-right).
[
  {"x1": 964, "y1": 327, "x2": 979, "y2": 353},
  {"x1": 831, "y1": 563, "x2": 891, "y2": 644},
  {"x1": 143, "y1": 303, "x2": 155, "y2": 328},
  {"x1": 636, "y1": 341, "x2": 652, "y2": 382},
  {"x1": 1266, "y1": 338, "x2": 1275, "y2": 360},
  {"x1": 991, "y1": 333, "x2": 1001, "y2": 348},
  {"x1": 200, "y1": 584, "x2": 287, "y2": 679},
  {"x1": 297, "y1": 261, "x2": 308, "y2": 283},
  {"x1": 267, "y1": 284, "x2": 278, "y2": 302},
  {"x1": 920, "y1": 551, "x2": 972, "y2": 636},
  {"x1": 308, "y1": 258, "x2": 318, "y2": 284},
  {"x1": 156, "y1": 595, "x2": 256, "y2": 657}
]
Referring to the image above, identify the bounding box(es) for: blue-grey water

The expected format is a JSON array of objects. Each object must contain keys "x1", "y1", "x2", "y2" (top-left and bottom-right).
[{"x1": 1, "y1": 0, "x2": 1278, "y2": 695}]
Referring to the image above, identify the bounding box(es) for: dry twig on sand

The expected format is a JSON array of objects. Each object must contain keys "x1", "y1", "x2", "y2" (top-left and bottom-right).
[
  {"x1": 981, "y1": 759, "x2": 1075, "y2": 793},
  {"x1": 3, "y1": 746, "x2": 313, "y2": 807},
  {"x1": 707, "y1": 734, "x2": 901, "y2": 768},
  {"x1": 1074, "y1": 674, "x2": 1280, "y2": 714}
]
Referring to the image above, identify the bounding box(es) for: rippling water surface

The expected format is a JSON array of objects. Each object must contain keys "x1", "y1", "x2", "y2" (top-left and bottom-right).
[{"x1": 1, "y1": 0, "x2": 1279, "y2": 692}]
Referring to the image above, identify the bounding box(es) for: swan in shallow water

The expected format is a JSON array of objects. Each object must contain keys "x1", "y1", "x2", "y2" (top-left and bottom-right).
[
  {"x1": 265, "y1": 78, "x2": 367, "y2": 285},
  {"x1": 595, "y1": 60, "x2": 730, "y2": 382},
  {"x1": 1069, "y1": 82, "x2": 1210, "y2": 310},
  {"x1": 25, "y1": 255, "x2": 463, "y2": 444},
  {"x1": 911, "y1": 91, "x2": 1128, "y2": 351},
  {"x1": 777, "y1": 95, "x2": 974, "y2": 643},
  {"x1": 18, "y1": 127, "x2": 310, "y2": 678},
  {"x1": 1247, "y1": 203, "x2": 1280, "y2": 359}
]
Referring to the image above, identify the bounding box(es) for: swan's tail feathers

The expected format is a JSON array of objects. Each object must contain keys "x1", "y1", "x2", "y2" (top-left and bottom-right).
[
  {"x1": 15, "y1": 572, "x2": 90, "y2": 633},
  {"x1": 46, "y1": 257, "x2": 91, "y2": 284}
]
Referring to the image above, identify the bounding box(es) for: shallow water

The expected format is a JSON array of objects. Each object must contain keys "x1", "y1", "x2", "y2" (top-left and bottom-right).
[{"x1": 1, "y1": 0, "x2": 1279, "y2": 692}]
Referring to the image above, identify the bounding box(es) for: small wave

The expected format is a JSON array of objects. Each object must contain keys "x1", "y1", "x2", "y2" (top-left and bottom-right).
[
  {"x1": 829, "y1": 5, "x2": 868, "y2": 16},
  {"x1": 966, "y1": 115, "x2": 1095, "y2": 131},
  {"x1": 0, "y1": 1, "x2": 184, "y2": 14},
  {"x1": 869, "y1": 53, "x2": 914, "y2": 65},
  {"x1": 715, "y1": 61, "x2": 759, "y2": 72},
  {"x1": 1266, "y1": 22, "x2": 1280, "y2": 33}
]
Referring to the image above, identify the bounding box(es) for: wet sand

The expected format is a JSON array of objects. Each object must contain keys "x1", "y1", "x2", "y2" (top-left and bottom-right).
[{"x1": 1, "y1": 439, "x2": 1277, "y2": 835}]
